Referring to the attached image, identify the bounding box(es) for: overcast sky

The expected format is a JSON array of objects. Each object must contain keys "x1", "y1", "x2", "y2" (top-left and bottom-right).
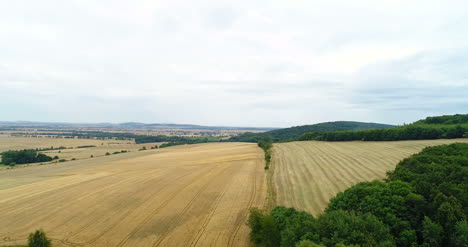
[{"x1": 1, "y1": 0, "x2": 467, "y2": 127}]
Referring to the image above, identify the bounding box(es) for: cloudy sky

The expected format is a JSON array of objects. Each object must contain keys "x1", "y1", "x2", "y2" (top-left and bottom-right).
[{"x1": 1, "y1": 0, "x2": 467, "y2": 127}]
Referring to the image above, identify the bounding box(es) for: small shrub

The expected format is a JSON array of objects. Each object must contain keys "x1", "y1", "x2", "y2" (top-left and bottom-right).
[
  {"x1": 28, "y1": 229, "x2": 51, "y2": 247},
  {"x1": 105, "y1": 152, "x2": 110, "y2": 156},
  {"x1": 58, "y1": 159, "x2": 66, "y2": 162}
]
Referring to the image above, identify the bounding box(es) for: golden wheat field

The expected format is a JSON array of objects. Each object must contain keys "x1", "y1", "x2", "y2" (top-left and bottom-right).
[
  {"x1": 271, "y1": 139, "x2": 468, "y2": 216},
  {"x1": 0, "y1": 142, "x2": 266, "y2": 247}
]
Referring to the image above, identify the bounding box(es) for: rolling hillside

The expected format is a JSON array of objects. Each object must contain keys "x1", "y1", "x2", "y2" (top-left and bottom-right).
[
  {"x1": 229, "y1": 121, "x2": 393, "y2": 142},
  {"x1": 300, "y1": 114, "x2": 468, "y2": 141}
]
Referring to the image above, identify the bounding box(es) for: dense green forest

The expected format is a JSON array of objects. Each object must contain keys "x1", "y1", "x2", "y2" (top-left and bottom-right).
[
  {"x1": 299, "y1": 114, "x2": 468, "y2": 142},
  {"x1": 1, "y1": 149, "x2": 55, "y2": 166},
  {"x1": 228, "y1": 121, "x2": 393, "y2": 143},
  {"x1": 415, "y1": 114, "x2": 468, "y2": 125},
  {"x1": 248, "y1": 143, "x2": 468, "y2": 247}
]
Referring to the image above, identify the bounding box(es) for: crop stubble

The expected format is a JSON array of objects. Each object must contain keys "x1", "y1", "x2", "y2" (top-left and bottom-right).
[
  {"x1": 0, "y1": 142, "x2": 266, "y2": 247},
  {"x1": 272, "y1": 139, "x2": 468, "y2": 216}
]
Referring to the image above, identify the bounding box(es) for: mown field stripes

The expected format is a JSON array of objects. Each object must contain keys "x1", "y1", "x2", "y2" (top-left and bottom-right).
[{"x1": 272, "y1": 139, "x2": 468, "y2": 216}]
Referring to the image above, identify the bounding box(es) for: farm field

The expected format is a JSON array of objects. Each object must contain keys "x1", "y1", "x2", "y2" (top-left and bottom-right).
[
  {"x1": 0, "y1": 135, "x2": 125, "y2": 152},
  {"x1": 272, "y1": 139, "x2": 468, "y2": 216},
  {"x1": 0, "y1": 135, "x2": 163, "y2": 165},
  {"x1": 0, "y1": 142, "x2": 266, "y2": 247}
]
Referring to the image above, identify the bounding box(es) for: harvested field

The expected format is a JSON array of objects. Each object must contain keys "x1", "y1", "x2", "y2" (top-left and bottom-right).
[
  {"x1": 41, "y1": 142, "x2": 163, "y2": 161},
  {"x1": 0, "y1": 135, "x2": 123, "y2": 152},
  {"x1": 0, "y1": 135, "x2": 162, "y2": 166},
  {"x1": 272, "y1": 139, "x2": 468, "y2": 216},
  {"x1": 0, "y1": 142, "x2": 266, "y2": 247}
]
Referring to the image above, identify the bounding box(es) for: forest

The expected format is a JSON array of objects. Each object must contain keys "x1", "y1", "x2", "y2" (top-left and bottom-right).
[
  {"x1": 228, "y1": 121, "x2": 393, "y2": 143},
  {"x1": 299, "y1": 114, "x2": 468, "y2": 142},
  {"x1": 299, "y1": 124, "x2": 467, "y2": 142},
  {"x1": 248, "y1": 143, "x2": 468, "y2": 247}
]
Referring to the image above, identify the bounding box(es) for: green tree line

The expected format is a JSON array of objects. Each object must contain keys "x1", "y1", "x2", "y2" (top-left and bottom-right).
[
  {"x1": 415, "y1": 114, "x2": 468, "y2": 125},
  {"x1": 299, "y1": 124, "x2": 467, "y2": 142},
  {"x1": 248, "y1": 143, "x2": 468, "y2": 247},
  {"x1": 258, "y1": 140, "x2": 273, "y2": 169}
]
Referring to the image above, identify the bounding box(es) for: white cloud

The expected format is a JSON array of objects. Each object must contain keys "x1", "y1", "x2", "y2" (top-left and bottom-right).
[{"x1": 0, "y1": 0, "x2": 467, "y2": 126}]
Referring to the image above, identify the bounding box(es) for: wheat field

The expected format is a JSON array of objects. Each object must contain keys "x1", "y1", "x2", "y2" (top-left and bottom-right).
[
  {"x1": 0, "y1": 142, "x2": 266, "y2": 247},
  {"x1": 271, "y1": 139, "x2": 468, "y2": 216}
]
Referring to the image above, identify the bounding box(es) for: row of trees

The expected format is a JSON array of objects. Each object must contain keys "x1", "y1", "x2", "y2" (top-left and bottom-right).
[
  {"x1": 258, "y1": 140, "x2": 273, "y2": 169},
  {"x1": 299, "y1": 125, "x2": 467, "y2": 142},
  {"x1": 248, "y1": 143, "x2": 468, "y2": 246},
  {"x1": 158, "y1": 137, "x2": 217, "y2": 148},
  {"x1": 1, "y1": 149, "x2": 55, "y2": 166}
]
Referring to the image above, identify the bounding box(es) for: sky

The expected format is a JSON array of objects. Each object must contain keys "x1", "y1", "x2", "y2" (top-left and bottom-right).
[{"x1": 1, "y1": 0, "x2": 467, "y2": 127}]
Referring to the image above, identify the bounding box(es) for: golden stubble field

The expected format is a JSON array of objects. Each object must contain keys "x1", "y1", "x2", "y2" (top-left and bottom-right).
[
  {"x1": 0, "y1": 135, "x2": 163, "y2": 164},
  {"x1": 0, "y1": 135, "x2": 122, "y2": 152},
  {"x1": 0, "y1": 142, "x2": 266, "y2": 247},
  {"x1": 271, "y1": 139, "x2": 468, "y2": 216}
]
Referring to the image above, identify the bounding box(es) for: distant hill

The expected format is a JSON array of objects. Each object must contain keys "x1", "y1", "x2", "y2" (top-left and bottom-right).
[
  {"x1": 229, "y1": 121, "x2": 394, "y2": 142},
  {"x1": 414, "y1": 114, "x2": 468, "y2": 125},
  {"x1": 300, "y1": 114, "x2": 468, "y2": 142}
]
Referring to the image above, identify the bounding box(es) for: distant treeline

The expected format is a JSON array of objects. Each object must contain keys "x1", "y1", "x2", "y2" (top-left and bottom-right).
[
  {"x1": 12, "y1": 131, "x2": 137, "y2": 140},
  {"x1": 1, "y1": 150, "x2": 56, "y2": 166},
  {"x1": 248, "y1": 143, "x2": 468, "y2": 247},
  {"x1": 11, "y1": 131, "x2": 223, "y2": 145},
  {"x1": 299, "y1": 114, "x2": 468, "y2": 142},
  {"x1": 299, "y1": 124, "x2": 468, "y2": 141},
  {"x1": 415, "y1": 114, "x2": 468, "y2": 125},
  {"x1": 228, "y1": 121, "x2": 394, "y2": 143},
  {"x1": 35, "y1": 146, "x2": 68, "y2": 151},
  {"x1": 158, "y1": 137, "x2": 220, "y2": 148},
  {"x1": 77, "y1": 145, "x2": 97, "y2": 148},
  {"x1": 135, "y1": 135, "x2": 219, "y2": 144}
]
